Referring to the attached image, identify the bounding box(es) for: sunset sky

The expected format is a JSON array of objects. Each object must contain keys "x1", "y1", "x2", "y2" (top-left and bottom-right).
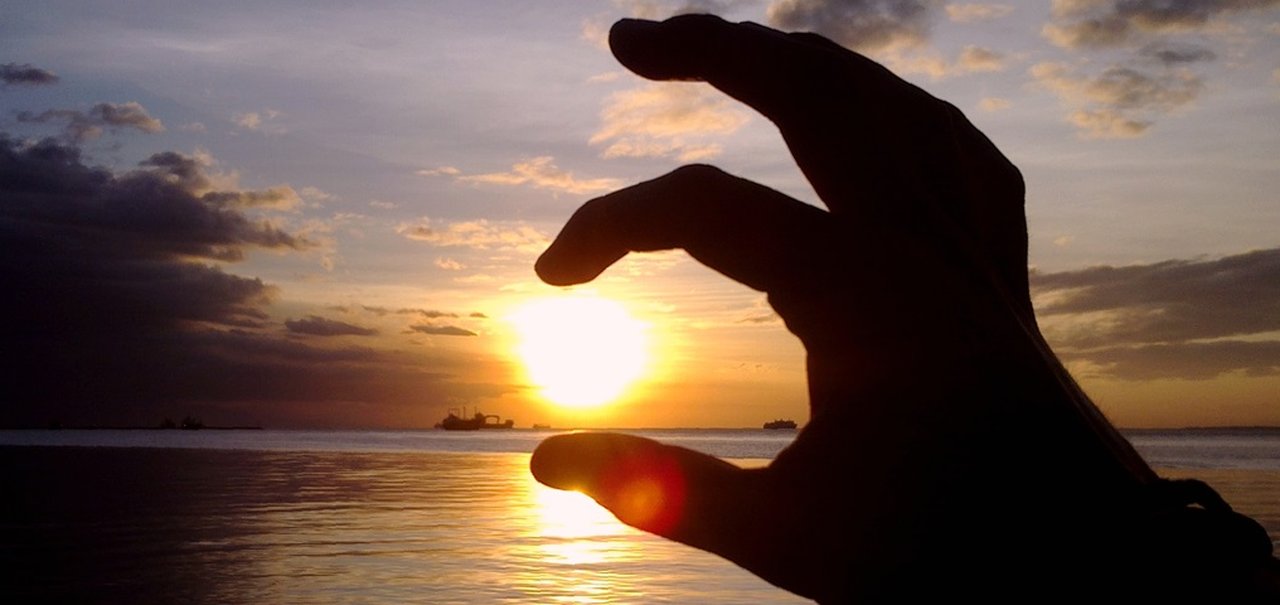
[{"x1": 2, "y1": 0, "x2": 1277, "y2": 429}]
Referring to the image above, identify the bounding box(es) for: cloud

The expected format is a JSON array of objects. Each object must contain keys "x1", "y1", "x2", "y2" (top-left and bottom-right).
[
  {"x1": 0, "y1": 133, "x2": 511, "y2": 427},
  {"x1": 1043, "y1": 0, "x2": 1280, "y2": 49},
  {"x1": 233, "y1": 109, "x2": 283, "y2": 133},
  {"x1": 766, "y1": 0, "x2": 941, "y2": 54},
  {"x1": 1066, "y1": 108, "x2": 1149, "y2": 137},
  {"x1": 978, "y1": 96, "x2": 1012, "y2": 111},
  {"x1": 1138, "y1": 42, "x2": 1218, "y2": 65},
  {"x1": 1032, "y1": 247, "x2": 1280, "y2": 380},
  {"x1": 346, "y1": 305, "x2": 458, "y2": 319},
  {"x1": 435, "y1": 257, "x2": 464, "y2": 271},
  {"x1": 619, "y1": 0, "x2": 757, "y2": 18},
  {"x1": 457, "y1": 156, "x2": 620, "y2": 195},
  {"x1": 135, "y1": 150, "x2": 302, "y2": 210},
  {"x1": 398, "y1": 217, "x2": 549, "y2": 250},
  {"x1": 0, "y1": 135, "x2": 310, "y2": 418},
  {"x1": 1031, "y1": 61, "x2": 1203, "y2": 137},
  {"x1": 1, "y1": 62, "x2": 59, "y2": 86},
  {"x1": 591, "y1": 82, "x2": 749, "y2": 161},
  {"x1": 956, "y1": 45, "x2": 1006, "y2": 71},
  {"x1": 285, "y1": 315, "x2": 377, "y2": 337},
  {"x1": 16, "y1": 101, "x2": 164, "y2": 142},
  {"x1": 415, "y1": 166, "x2": 460, "y2": 177},
  {"x1": 945, "y1": 3, "x2": 1014, "y2": 22},
  {"x1": 409, "y1": 324, "x2": 478, "y2": 337},
  {"x1": 1060, "y1": 341, "x2": 1280, "y2": 381}
]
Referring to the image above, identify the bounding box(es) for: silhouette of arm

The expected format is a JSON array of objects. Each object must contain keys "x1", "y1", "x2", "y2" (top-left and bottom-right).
[{"x1": 531, "y1": 15, "x2": 1162, "y2": 602}]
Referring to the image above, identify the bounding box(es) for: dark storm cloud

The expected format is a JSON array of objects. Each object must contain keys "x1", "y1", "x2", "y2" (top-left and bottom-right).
[
  {"x1": 16, "y1": 102, "x2": 164, "y2": 142},
  {"x1": 409, "y1": 325, "x2": 478, "y2": 337},
  {"x1": 766, "y1": 0, "x2": 939, "y2": 53},
  {"x1": 1032, "y1": 248, "x2": 1280, "y2": 380},
  {"x1": 0, "y1": 134, "x2": 484, "y2": 427},
  {"x1": 285, "y1": 315, "x2": 378, "y2": 337},
  {"x1": 0, "y1": 137, "x2": 304, "y2": 262},
  {"x1": 1045, "y1": 0, "x2": 1280, "y2": 49},
  {"x1": 1, "y1": 62, "x2": 59, "y2": 86}
]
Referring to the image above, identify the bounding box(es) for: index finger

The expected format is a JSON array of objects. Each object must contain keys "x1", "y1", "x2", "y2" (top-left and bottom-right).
[{"x1": 608, "y1": 15, "x2": 948, "y2": 217}]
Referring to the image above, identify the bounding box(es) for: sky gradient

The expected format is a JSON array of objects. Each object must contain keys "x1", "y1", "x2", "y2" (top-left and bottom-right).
[{"x1": 2, "y1": 0, "x2": 1278, "y2": 428}]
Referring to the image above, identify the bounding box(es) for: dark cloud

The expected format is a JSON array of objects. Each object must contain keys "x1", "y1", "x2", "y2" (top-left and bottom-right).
[
  {"x1": 1045, "y1": 0, "x2": 1280, "y2": 49},
  {"x1": 16, "y1": 101, "x2": 164, "y2": 142},
  {"x1": 1, "y1": 63, "x2": 58, "y2": 86},
  {"x1": 409, "y1": 325, "x2": 478, "y2": 337},
  {"x1": 353, "y1": 305, "x2": 458, "y2": 318},
  {"x1": 1032, "y1": 248, "x2": 1280, "y2": 380},
  {"x1": 1060, "y1": 341, "x2": 1280, "y2": 381},
  {"x1": 766, "y1": 0, "x2": 940, "y2": 53},
  {"x1": 469, "y1": 312, "x2": 488, "y2": 319},
  {"x1": 285, "y1": 315, "x2": 377, "y2": 337},
  {"x1": 1139, "y1": 42, "x2": 1217, "y2": 65},
  {"x1": 0, "y1": 135, "x2": 491, "y2": 427}
]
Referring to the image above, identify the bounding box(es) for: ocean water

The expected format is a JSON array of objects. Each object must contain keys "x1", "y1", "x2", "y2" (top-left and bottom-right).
[{"x1": 3, "y1": 428, "x2": 1277, "y2": 604}]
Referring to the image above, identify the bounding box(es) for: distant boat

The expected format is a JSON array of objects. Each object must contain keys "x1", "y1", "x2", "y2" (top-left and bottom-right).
[
  {"x1": 763, "y1": 419, "x2": 797, "y2": 430},
  {"x1": 435, "y1": 408, "x2": 514, "y2": 431},
  {"x1": 531, "y1": 424, "x2": 551, "y2": 430}
]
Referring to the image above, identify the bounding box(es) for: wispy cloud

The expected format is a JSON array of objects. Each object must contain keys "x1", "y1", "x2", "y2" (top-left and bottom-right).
[
  {"x1": 397, "y1": 218, "x2": 548, "y2": 251},
  {"x1": 978, "y1": 96, "x2": 1012, "y2": 111},
  {"x1": 435, "y1": 257, "x2": 464, "y2": 271},
  {"x1": 456, "y1": 157, "x2": 620, "y2": 195},
  {"x1": 233, "y1": 109, "x2": 284, "y2": 134},
  {"x1": 591, "y1": 82, "x2": 749, "y2": 161},
  {"x1": 946, "y1": 3, "x2": 1014, "y2": 23},
  {"x1": 415, "y1": 166, "x2": 460, "y2": 177}
]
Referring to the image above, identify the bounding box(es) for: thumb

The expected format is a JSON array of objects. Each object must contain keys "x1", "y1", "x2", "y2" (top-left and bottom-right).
[{"x1": 530, "y1": 432, "x2": 772, "y2": 558}]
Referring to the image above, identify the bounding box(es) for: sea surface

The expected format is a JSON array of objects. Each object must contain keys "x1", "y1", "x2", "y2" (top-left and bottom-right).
[{"x1": 3, "y1": 428, "x2": 1278, "y2": 604}]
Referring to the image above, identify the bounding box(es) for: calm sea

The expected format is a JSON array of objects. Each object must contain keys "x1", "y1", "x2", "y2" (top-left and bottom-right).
[{"x1": 3, "y1": 428, "x2": 1278, "y2": 604}]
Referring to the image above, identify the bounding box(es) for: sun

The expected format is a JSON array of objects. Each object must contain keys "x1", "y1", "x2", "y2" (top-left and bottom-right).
[{"x1": 508, "y1": 294, "x2": 649, "y2": 408}]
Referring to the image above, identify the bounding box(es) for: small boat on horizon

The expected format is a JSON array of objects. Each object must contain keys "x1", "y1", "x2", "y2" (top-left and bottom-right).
[
  {"x1": 435, "y1": 407, "x2": 514, "y2": 431},
  {"x1": 763, "y1": 419, "x2": 797, "y2": 430}
]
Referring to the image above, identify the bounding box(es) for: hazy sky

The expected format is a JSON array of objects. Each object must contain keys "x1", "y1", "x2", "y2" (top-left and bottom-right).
[{"x1": 2, "y1": 0, "x2": 1277, "y2": 428}]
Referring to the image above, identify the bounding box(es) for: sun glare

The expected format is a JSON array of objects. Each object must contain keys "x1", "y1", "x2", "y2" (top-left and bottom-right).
[{"x1": 509, "y1": 294, "x2": 648, "y2": 408}]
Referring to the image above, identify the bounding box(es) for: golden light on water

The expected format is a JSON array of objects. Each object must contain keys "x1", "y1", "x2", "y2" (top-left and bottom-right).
[
  {"x1": 508, "y1": 294, "x2": 649, "y2": 408},
  {"x1": 532, "y1": 484, "x2": 630, "y2": 567}
]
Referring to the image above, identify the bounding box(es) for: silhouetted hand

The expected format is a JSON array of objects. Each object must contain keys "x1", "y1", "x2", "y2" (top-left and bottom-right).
[{"x1": 529, "y1": 15, "x2": 1267, "y2": 603}]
